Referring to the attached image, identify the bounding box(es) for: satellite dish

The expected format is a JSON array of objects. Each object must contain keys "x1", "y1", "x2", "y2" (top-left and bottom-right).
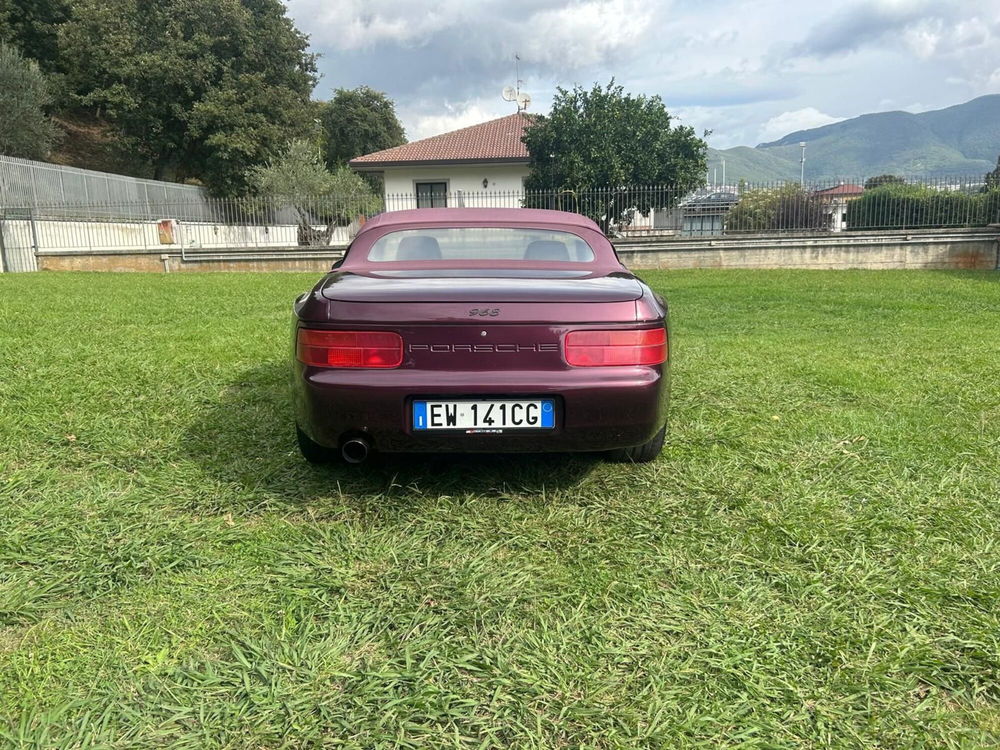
[
  {"x1": 516, "y1": 92, "x2": 531, "y2": 110},
  {"x1": 502, "y1": 86, "x2": 517, "y2": 102}
]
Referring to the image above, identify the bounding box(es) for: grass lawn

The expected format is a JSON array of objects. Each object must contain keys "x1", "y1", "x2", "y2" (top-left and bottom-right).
[{"x1": 1, "y1": 269, "x2": 999, "y2": 748}]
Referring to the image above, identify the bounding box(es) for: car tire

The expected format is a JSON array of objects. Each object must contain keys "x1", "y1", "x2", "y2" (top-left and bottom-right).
[
  {"x1": 296, "y1": 425, "x2": 336, "y2": 464},
  {"x1": 606, "y1": 423, "x2": 666, "y2": 463}
]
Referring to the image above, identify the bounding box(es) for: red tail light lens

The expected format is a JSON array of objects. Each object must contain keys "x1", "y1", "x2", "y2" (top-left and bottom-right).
[
  {"x1": 297, "y1": 329, "x2": 403, "y2": 368},
  {"x1": 565, "y1": 328, "x2": 668, "y2": 367}
]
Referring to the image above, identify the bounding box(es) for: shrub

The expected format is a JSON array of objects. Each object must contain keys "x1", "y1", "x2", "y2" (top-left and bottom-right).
[
  {"x1": 726, "y1": 184, "x2": 829, "y2": 233},
  {"x1": 846, "y1": 184, "x2": 1000, "y2": 230}
]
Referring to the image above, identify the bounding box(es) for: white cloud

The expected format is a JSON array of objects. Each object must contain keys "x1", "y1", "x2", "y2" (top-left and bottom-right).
[
  {"x1": 520, "y1": 0, "x2": 653, "y2": 67},
  {"x1": 758, "y1": 108, "x2": 843, "y2": 142},
  {"x1": 286, "y1": 0, "x2": 1000, "y2": 149},
  {"x1": 307, "y1": 1, "x2": 469, "y2": 49},
  {"x1": 902, "y1": 19, "x2": 943, "y2": 59},
  {"x1": 293, "y1": 0, "x2": 651, "y2": 65},
  {"x1": 406, "y1": 101, "x2": 513, "y2": 141}
]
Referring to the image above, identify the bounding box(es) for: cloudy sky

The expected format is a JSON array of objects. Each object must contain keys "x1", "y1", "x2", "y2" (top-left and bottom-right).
[{"x1": 284, "y1": 0, "x2": 1000, "y2": 149}]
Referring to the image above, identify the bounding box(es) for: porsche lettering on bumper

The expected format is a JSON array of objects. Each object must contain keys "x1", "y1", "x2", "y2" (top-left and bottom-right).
[{"x1": 408, "y1": 343, "x2": 560, "y2": 353}]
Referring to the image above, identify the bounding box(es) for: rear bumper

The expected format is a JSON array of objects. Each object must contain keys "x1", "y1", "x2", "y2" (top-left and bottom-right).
[{"x1": 294, "y1": 365, "x2": 669, "y2": 453}]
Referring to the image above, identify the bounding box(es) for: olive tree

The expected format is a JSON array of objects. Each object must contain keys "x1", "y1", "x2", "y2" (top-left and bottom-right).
[
  {"x1": 247, "y1": 139, "x2": 382, "y2": 246},
  {"x1": 0, "y1": 42, "x2": 57, "y2": 159}
]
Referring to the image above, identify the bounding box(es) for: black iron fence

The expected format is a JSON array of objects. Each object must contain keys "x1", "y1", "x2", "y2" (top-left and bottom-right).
[{"x1": 2, "y1": 177, "x2": 999, "y2": 263}]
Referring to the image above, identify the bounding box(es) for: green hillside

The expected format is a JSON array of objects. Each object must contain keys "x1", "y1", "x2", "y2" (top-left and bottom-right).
[
  {"x1": 708, "y1": 95, "x2": 1000, "y2": 183},
  {"x1": 707, "y1": 147, "x2": 799, "y2": 183}
]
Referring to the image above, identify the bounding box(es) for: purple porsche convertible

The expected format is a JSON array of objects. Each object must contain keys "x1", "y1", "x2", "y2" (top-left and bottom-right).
[{"x1": 292, "y1": 208, "x2": 669, "y2": 464}]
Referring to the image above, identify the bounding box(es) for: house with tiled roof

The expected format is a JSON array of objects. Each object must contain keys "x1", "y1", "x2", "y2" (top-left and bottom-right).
[
  {"x1": 812, "y1": 183, "x2": 865, "y2": 232},
  {"x1": 349, "y1": 113, "x2": 534, "y2": 209}
]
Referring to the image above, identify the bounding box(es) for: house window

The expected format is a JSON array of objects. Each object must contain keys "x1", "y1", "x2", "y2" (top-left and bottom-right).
[{"x1": 416, "y1": 182, "x2": 448, "y2": 209}]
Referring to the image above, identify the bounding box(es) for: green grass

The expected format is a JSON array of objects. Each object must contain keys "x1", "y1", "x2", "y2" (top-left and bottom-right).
[{"x1": 1, "y1": 270, "x2": 999, "y2": 748}]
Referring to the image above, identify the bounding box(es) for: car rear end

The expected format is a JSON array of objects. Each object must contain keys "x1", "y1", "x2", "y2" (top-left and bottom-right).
[{"x1": 291, "y1": 212, "x2": 669, "y2": 462}]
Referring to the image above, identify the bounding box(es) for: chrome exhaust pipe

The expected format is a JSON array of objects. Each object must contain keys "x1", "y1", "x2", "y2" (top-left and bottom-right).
[{"x1": 341, "y1": 437, "x2": 370, "y2": 464}]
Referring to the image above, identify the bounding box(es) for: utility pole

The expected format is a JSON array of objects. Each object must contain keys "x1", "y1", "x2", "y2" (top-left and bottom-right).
[
  {"x1": 721, "y1": 157, "x2": 726, "y2": 188},
  {"x1": 799, "y1": 142, "x2": 807, "y2": 185}
]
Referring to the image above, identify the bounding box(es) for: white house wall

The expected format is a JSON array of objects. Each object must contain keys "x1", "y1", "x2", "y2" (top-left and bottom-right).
[{"x1": 381, "y1": 165, "x2": 529, "y2": 209}]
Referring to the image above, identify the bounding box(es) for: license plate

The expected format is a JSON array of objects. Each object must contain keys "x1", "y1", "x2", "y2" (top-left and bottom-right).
[{"x1": 412, "y1": 399, "x2": 555, "y2": 431}]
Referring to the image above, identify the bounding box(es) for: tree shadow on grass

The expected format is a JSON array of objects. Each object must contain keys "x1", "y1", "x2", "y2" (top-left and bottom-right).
[{"x1": 182, "y1": 363, "x2": 598, "y2": 514}]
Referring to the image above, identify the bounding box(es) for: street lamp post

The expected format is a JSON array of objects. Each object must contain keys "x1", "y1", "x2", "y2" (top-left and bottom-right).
[{"x1": 799, "y1": 142, "x2": 807, "y2": 186}]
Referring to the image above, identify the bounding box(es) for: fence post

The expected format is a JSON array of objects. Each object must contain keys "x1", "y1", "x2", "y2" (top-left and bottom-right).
[
  {"x1": 0, "y1": 212, "x2": 7, "y2": 273},
  {"x1": 28, "y1": 207, "x2": 40, "y2": 261}
]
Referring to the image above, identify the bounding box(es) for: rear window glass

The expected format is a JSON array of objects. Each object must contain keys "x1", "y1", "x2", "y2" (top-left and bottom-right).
[{"x1": 366, "y1": 228, "x2": 596, "y2": 263}]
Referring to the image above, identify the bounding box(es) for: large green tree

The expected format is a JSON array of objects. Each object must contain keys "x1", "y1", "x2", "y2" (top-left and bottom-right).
[
  {"x1": 522, "y1": 81, "x2": 707, "y2": 231},
  {"x1": 59, "y1": 0, "x2": 317, "y2": 194},
  {"x1": 320, "y1": 86, "x2": 405, "y2": 168},
  {"x1": 0, "y1": 0, "x2": 71, "y2": 71},
  {"x1": 0, "y1": 42, "x2": 57, "y2": 158}
]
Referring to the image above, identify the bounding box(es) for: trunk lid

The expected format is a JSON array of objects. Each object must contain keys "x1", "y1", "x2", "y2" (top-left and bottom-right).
[{"x1": 319, "y1": 270, "x2": 644, "y2": 304}]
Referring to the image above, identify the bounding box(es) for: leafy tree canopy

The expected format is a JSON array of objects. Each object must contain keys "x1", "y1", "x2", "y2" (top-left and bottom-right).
[
  {"x1": 864, "y1": 174, "x2": 906, "y2": 189},
  {"x1": 58, "y1": 0, "x2": 317, "y2": 195},
  {"x1": 0, "y1": 0, "x2": 70, "y2": 72},
  {"x1": 321, "y1": 86, "x2": 405, "y2": 168},
  {"x1": 522, "y1": 81, "x2": 707, "y2": 230},
  {"x1": 0, "y1": 42, "x2": 57, "y2": 159}
]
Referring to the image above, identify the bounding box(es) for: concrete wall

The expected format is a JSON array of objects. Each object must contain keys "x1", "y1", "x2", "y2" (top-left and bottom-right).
[
  {"x1": 32, "y1": 229, "x2": 999, "y2": 273},
  {"x1": 38, "y1": 249, "x2": 343, "y2": 273},
  {"x1": 381, "y1": 165, "x2": 529, "y2": 209},
  {"x1": 615, "y1": 230, "x2": 999, "y2": 271}
]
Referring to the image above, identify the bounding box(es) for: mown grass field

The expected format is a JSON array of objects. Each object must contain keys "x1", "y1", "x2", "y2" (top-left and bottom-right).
[{"x1": 1, "y1": 269, "x2": 999, "y2": 748}]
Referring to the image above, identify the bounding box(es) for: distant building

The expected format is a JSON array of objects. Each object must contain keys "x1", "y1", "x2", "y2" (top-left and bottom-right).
[
  {"x1": 349, "y1": 114, "x2": 533, "y2": 209},
  {"x1": 813, "y1": 183, "x2": 865, "y2": 232},
  {"x1": 678, "y1": 191, "x2": 740, "y2": 236}
]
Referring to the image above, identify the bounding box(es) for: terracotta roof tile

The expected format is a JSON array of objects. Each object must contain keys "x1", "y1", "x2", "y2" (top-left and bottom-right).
[
  {"x1": 813, "y1": 183, "x2": 865, "y2": 196},
  {"x1": 350, "y1": 113, "x2": 534, "y2": 168}
]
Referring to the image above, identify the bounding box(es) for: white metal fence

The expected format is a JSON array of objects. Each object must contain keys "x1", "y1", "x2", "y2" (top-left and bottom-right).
[
  {"x1": 3, "y1": 177, "x2": 999, "y2": 272},
  {"x1": 0, "y1": 155, "x2": 209, "y2": 217}
]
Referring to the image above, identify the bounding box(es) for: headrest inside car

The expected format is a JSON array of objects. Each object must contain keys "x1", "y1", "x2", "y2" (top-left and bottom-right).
[
  {"x1": 524, "y1": 240, "x2": 570, "y2": 261},
  {"x1": 396, "y1": 236, "x2": 442, "y2": 260}
]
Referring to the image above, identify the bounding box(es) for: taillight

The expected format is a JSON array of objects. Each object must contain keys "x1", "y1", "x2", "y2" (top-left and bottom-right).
[
  {"x1": 296, "y1": 329, "x2": 403, "y2": 368},
  {"x1": 564, "y1": 328, "x2": 667, "y2": 367}
]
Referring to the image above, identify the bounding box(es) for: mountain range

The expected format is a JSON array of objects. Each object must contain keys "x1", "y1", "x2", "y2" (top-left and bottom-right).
[{"x1": 706, "y1": 95, "x2": 1000, "y2": 183}]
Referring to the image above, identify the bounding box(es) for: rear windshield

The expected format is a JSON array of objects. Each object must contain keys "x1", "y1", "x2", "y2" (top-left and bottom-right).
[{"x1": 366, "y1": 227, "x2": 596, "y2": 263}]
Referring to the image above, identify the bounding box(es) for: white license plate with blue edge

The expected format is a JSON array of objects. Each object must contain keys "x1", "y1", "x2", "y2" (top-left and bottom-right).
[{"x1": 413, "y1": 399, "x2": 555, "y2": 430}]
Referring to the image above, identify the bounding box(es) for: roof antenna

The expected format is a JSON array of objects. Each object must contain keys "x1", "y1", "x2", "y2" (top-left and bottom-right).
[{"x1": 501, "y1": 53, "x2": 531, "y2": 111}]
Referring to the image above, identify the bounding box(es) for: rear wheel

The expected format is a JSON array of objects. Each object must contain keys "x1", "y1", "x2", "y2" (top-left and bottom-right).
[
  {"x1": 606, "y1": 423, "x2": 666, "y2": 463},
  {"x1": 296, "y1": 425, "x2": 337, "y2": 464}
]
